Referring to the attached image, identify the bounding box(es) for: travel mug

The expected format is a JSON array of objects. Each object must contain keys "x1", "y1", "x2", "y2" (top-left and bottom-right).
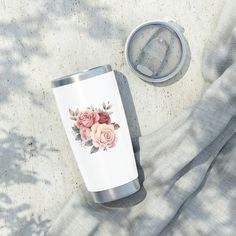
[{"x1": 52, "y1": 65, "x2": 140, "y2": 203}]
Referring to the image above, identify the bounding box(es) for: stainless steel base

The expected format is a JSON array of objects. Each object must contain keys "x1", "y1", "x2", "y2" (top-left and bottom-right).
[{"x1": 90, "y1": 178, "x2": 140, "y2": 203}]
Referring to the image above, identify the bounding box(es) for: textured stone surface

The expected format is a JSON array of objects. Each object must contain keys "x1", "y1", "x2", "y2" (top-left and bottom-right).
[{"x1": 0, "y1": 0, "x2": 223, "y2": 235}]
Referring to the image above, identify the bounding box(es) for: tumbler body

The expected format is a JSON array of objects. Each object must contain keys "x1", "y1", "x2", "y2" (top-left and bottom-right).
[{"x1": 52, "y1": 65, "x2": 140, "y2": 203}]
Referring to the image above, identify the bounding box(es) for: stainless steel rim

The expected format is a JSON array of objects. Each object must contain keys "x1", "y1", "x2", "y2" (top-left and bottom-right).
[
  {"x1": 51, "y1": 64, "x2": 112, "y2": 88},
  {"x1": 90, "y1": 178, "x2": 140, "y2": 203},
  {"x1": 125, "y1": 20, "x2": 187, "y2": 83}
]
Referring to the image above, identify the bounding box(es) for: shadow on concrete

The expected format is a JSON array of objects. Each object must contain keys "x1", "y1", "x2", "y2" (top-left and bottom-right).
[
  {"x1": 0, "y1": 0, "x2": 127, "y2": 234},
  {"x1": 114, "y1": 71, "x2": 141, "y2": 151},
  {"x1": 0, "y1": 128, "x2": 58, "y2": 235}
]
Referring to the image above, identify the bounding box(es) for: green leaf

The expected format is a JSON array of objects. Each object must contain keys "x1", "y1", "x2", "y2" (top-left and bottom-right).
[
  {"x1": 106, "y1": 103, "x2": 112, "y2": 110},
  {"x1": 85, "y1": 139, "x2": 93, "y2": 146},
  {"x1": 72, "y1": 126, "x2": 80, "y2": 133},
  {"x1": 75, "y1": 108, "x2": 79, "y2": 116},
  {"x1": 69, "y1": 108, "x2": 74, "y2": 116},
  {"x1": 102, "y1": 102, "x2": 106, "y2": 110},
  {"x1": 90, "y1": 146, "x2": 99, "y2": 154},
  {"x1": 90, "y1": 105, "x2": 94, "y2": 111},
  {"x1": 70, "y1": 116, "x2": 77, "y2": 121},
  {"x1": 75, "y1": 134, "x2": 82, "y2": 141},
  {"x1": 111, "y1": 123, "x2": 120, "y2": 130}
]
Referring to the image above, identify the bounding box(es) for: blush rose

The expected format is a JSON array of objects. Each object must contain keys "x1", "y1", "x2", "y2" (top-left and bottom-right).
[
  {"x1": 91, "y1": 123, "x2": 116, "y2": 148},
  {"x1": 80, "y1": 128, "x2": 91, "y2": 142},
  {"x1": 76, "y1": 110, "x2": 99, "y2": 129},
  {"x1": 98, "y1": 111, "x2": 111, "y2": 124}
]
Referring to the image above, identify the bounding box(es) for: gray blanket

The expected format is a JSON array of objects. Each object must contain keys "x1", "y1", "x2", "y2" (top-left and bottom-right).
[{"x1": 48, "y1": 1, "x2": 236, "y2": 235}]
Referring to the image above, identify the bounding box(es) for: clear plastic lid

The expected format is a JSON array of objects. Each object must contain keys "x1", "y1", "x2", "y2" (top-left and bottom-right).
[{"x1": 125, "y1": 21, "x2": 187, "y2": 83}]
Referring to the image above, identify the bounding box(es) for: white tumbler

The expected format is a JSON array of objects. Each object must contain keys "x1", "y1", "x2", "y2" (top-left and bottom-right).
[{"x1": 52, "y1": 65, "x2": 140, "y2": 203}]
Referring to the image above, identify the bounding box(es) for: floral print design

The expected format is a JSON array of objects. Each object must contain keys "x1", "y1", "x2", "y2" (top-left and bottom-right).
[{"x1": 69, "y1": 101, "x2": 120, "y2": 154}]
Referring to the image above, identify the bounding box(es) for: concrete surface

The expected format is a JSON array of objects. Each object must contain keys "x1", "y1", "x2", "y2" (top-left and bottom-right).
[{"x1": 0, "y1": 0, "x2": 224, "y2": 235}]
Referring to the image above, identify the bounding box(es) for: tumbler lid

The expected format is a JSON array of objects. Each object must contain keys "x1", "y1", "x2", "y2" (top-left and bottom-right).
[{"x1": 125, "y1": 21, "x2": 187, "y2": 83}]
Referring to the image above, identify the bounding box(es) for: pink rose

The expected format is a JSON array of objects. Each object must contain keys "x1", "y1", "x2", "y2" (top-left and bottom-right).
[
  {"x1": 91, "y1": 123, "x2": 116, "y2": 148},
  {"x1": 80, "y1": 128, "x2": 91, "y2": 142},
  {"x1": 98, "y1": 112, "x2": 111, "y2": 124},
  {"x1": 76, "y1": 110, "x2": 99, "y2": 128}
]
